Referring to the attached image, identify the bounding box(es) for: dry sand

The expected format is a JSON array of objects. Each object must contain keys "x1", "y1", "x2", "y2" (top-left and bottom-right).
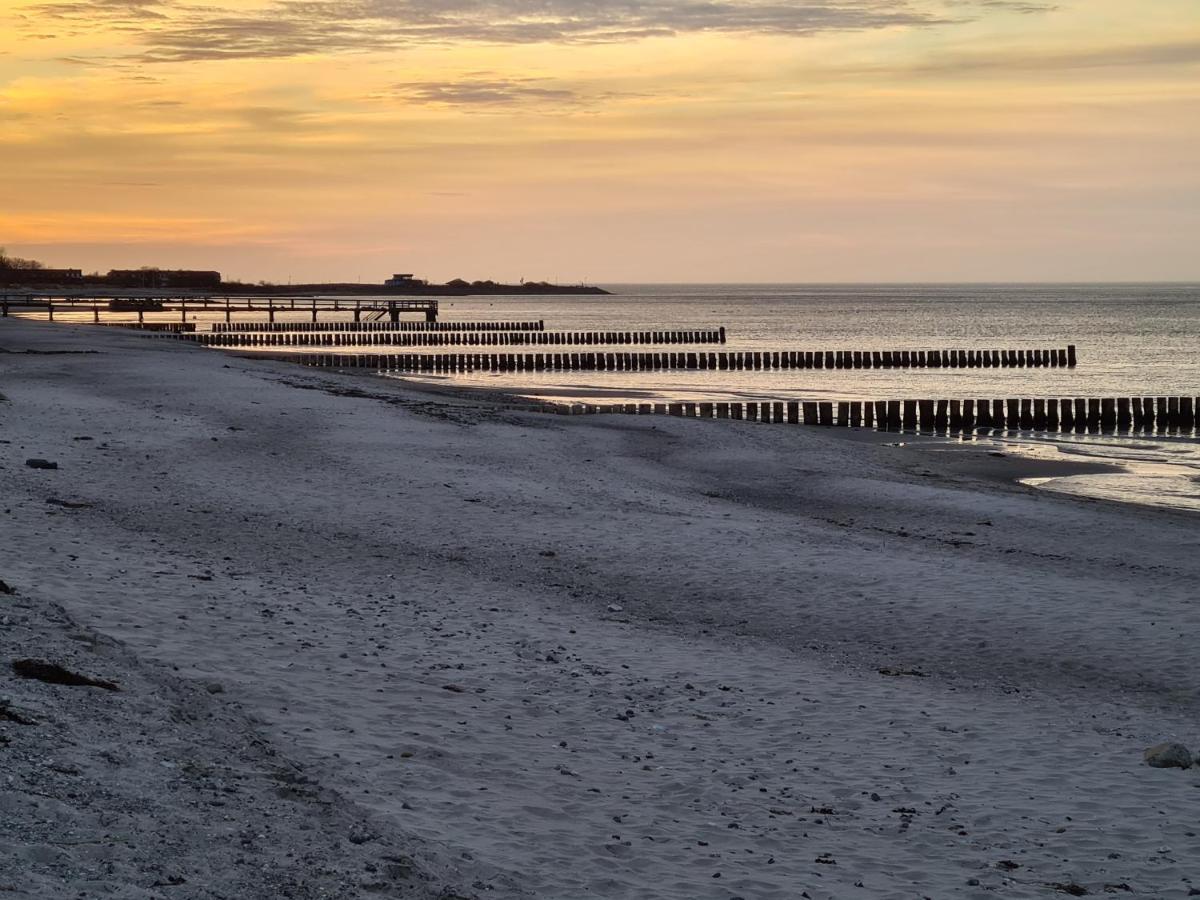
[{"x1": 2, "y1": 319, "x2": 1199, "y2": 899}]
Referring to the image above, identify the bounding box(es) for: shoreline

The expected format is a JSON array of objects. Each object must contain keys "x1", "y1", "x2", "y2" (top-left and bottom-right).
[{"x1": 3, "y1": 317, "x2": 1200, "y2": 898}]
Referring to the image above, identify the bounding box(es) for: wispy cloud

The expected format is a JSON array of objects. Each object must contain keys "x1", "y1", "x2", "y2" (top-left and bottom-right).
[
  {"x1": 906, "y1": 39, "x2": 1200, "y2": 75},
  {"x1": 24, "y1": 0, "x2": 1052, "y2": 62},
  {"x1": 377, "y1": 76, "x2": 628, "y2": 111}
]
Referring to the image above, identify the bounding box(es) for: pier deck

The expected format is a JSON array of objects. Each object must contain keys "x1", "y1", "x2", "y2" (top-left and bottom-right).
[{"x1": 0, "y1": 292, "x2": 439, "y2": 323}]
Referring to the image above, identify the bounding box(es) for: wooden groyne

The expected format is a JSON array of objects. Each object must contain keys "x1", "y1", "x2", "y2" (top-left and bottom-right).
[
  {"x1": 295, "y1": 346, "x2": 1077, "y2": 372},
  {"x1": 109, "y1": 322, "x2": 197, "y2": 333},
  {"x1": 190, "y1": 328, "x2": 726, "y2": 348},
  {"x1": 210, "y1": 320, "x2": 544, "y2": 333},
  {"x1": 541, "y1": 395, "x2": 1199, "y2": 433}
]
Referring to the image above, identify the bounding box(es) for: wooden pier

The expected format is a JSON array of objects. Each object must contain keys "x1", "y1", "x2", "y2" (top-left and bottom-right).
[{"x1": 1, "y1": 292, "x2": 440, "y2": 323}]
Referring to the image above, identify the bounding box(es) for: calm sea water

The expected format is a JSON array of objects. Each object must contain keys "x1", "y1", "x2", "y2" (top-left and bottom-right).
[{"x1": 29, "y1": 283, "x2": 1200, "y2": 512}]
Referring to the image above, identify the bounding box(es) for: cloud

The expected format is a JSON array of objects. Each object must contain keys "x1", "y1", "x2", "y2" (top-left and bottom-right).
[
  {"x1": 23, "y1": 0, "x2": 1052, "y2": 62},
  {"x1": 378, "y1": 77, "x2": 625, "y2": 110},
  {"x1": 907, "y1": 39, "x2": 1200, "y2": 75}
]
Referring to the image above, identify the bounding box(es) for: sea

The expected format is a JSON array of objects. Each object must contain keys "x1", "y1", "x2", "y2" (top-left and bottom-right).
[{"x1": 29, "y1": 282, "x2": 1200, "y2": 512}]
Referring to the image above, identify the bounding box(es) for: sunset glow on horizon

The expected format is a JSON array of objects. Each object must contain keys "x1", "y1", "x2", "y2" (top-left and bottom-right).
[{"x1": 3, "y1": 0, "x2": 1198, "y2": 283}]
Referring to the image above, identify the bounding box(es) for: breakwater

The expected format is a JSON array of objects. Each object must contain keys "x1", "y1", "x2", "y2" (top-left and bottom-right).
[
  {"x1": 188, "y1": 329, "x2": 726, "y2": 348},
  {"x1": 535, "y1": 395, "x2": 1199, "y2": 434},
  {"x1": 294, "y1": 346, "x2": 1077, "y2": 372},
  {"x1": 210, "y1": 320, "x2": 545, "y2": 333}
]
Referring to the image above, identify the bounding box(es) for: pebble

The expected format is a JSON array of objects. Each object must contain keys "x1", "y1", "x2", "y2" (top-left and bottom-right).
[{"x1": 1144, "y1": 742, "x2": 1192, "y2": 769}]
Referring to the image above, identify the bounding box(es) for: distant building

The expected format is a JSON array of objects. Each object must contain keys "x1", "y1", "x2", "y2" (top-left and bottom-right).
[
  {"x1": 385, "y1": 273, "x2": 425, "y2": 287},
  {"x1": 105, "y1": 269, "x2": 222, "y2": 289},
  {"x1": 0, "y1": 268, "x2": 83, "y2": 285}
]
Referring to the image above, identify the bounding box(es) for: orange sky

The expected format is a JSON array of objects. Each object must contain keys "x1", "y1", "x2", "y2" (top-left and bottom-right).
[{"x1": 2, "y1": 0, "x2": 1198, "y2": 282}]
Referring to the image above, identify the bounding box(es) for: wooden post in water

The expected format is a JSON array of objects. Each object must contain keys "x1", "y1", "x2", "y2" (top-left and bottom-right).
[
  {"x1": 1117, "y1": 398, "x2": 1131, "y2": 430},
  {"x1": 787, "y1": 401, "x2": 799, "y2": 424},
  {"x1": 1067, "y1": 344, "x2": 1077, "y2": 367},
  {"x1": 1181, "y1": 396, "x2": 1195, "y2": 432},
  {"x1": 918, "y1": 400, "x2": 934, "y2": 431},
  {"x1": 935, "y1": 400, "x2": 949, "y2": 431}
]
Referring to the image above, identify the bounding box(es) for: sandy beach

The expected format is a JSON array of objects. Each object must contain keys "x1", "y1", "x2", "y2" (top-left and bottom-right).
[{"x1": 3, "y1": 318, "x2": 1199, "y2": 899}]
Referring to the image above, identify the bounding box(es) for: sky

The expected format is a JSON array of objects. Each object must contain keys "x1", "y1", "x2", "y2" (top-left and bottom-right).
[{"x1": 1, "y1": 0, "x2": 1198, "y2": 284}]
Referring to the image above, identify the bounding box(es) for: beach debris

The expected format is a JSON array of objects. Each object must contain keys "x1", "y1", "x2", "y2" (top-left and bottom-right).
[
  {"x1": 12, "y1": 658, "x2": 120, "y2": 691},
  {"x1": 1048, "y1": 883, "x2": 1090, "y2": 896},
  {"x1": 879, "y1": 667, "x2": 927, "y2": 677},
  {"x1": 1143, "y1": 742, "x2": 1192, "y2": 769},
  {"x1": 0, "y1": 579, "x2": 15, "y2": 595},
  {"x1": 45, "y1": 497, "x2": 93, "y2": 509},
  {"x1": 0, "y1": 700, "x2": 37, "y2": 725},
  {"x1": 24, "y1": 459, "x2": 58, "y2": 470},
  {"x1": 205, "y1": 682, "x2": 225, "y2": 694},
  {"x1": 442, "y1": 683, "x2": 466, "y2": 693},
  {"x1": 347, "y1": 824, "x2": 378, "y2": 845},
  {"x1": 996, "y1": 860, "x2": 1021, "y2": 871},
  {"x1": 606, "y1": 604, "x2": 624, "y2": 613}
]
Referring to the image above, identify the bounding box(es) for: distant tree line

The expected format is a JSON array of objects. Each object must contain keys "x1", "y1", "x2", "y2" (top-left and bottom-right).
[{"x1": 0, "y1": 248, "x2": 45, "y2": 270}]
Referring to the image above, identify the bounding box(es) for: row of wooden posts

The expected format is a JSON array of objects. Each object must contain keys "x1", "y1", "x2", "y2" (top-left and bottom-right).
[
  {"x1": 296, "y1": 346, "x2": 1077, "y2": 373},
  {"x1": 538, "y1": 396, "x2": 1200, "y2": 433},
  {"x1": 209, "y1": 320, "x2": 544, "y2": 333},
  {"x1": 108, "y1": 322, "x2": 197, "y2": 332},
  {"x1": 187, "y1": 328, "x2": 726, "y2": 349}
]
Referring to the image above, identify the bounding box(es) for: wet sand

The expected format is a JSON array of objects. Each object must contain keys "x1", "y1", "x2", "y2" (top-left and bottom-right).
[{"x1": 3, "y1": 318, "x2": 1199, "y2": 898}]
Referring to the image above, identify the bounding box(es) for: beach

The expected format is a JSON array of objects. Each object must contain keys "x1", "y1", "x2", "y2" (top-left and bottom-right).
[{"x1": 3, "y1": 318, "x2": 1199, "y2": 898}]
